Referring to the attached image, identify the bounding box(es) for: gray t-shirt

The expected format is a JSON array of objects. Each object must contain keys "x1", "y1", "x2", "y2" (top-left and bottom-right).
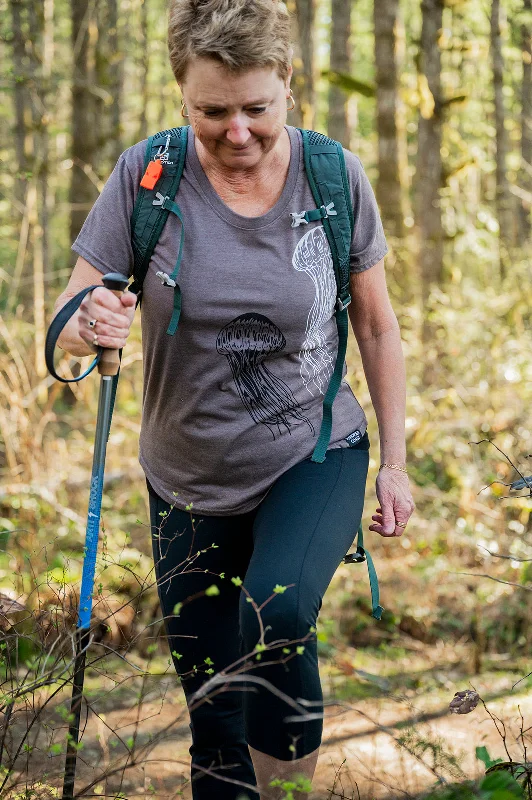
[{"x1": 73, "y1": 126, "x2": 388, "y2": 515}]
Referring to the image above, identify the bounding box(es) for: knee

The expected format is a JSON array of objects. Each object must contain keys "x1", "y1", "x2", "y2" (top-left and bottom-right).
[
  {"x1": 189, "y1": 690, "x2": 247, "y2": 747},
  {"x1": 240, "y1": 589, "x2": 312, "y2": 651}
]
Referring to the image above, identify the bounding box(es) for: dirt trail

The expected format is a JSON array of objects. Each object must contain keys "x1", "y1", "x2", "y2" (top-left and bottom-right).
[{"x1": 52, "y1": 665, "x2": 531, "y2": 800}]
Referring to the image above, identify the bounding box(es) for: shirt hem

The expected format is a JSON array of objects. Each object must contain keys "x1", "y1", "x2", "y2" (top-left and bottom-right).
[
  {"x1": 72, "y1": 242, "x2": 129, "y2": 278},
  {"x1": 139, "y1": 420, "x2": 368, "y2": 517},
  {"x1": 350, "y1": 245, "x2": 389, "y2": 273}
]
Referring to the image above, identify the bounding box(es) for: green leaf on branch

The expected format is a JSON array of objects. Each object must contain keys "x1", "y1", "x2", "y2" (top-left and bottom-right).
[
  {"x1": 322, "y1": 69, "x2": 376, "y2": 98},
  {"x1": 476, "y1": 746, "x2": 503, "y2": 770}
]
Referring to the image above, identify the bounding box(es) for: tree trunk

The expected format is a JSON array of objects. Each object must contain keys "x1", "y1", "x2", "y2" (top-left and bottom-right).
[
  {"x1": 41, "y1": 0, "x2": 54, "y2": 285},
  {"x1": 414, "y1": 0, "x2": 444, "y2": 331},
  {"x1": 289, "y1": 0, "x2": 316, "y2": 130},
  {"x1": 374, "y1": 0, "x2": 407, "y2": 237},
  {"x1": 108, "y1": 0, "x2": 122, "y2": 164},
  {"x1": 27, "y1": 0, "x2": 50, "y2": 383},
  {"x1": 520, "y1": 0, "x2": 532, "y2": 242},
  {"x1": 94, "y1": 0, "x2": 123, "y2": 168},
  {"x1": 490, "y1": 0, "x2": 516, "y2": 276},
  {"x1": 7, "y1": 0, "x2": 32, "y2": 313},
  {"x1": 328, "y1": 0, "x2": 351, "y2": 147},
  {"x1": 70, "y1": 0, "x2": 99, "y2": 244},
  {"x1": 8, "y1": 0, "x2": 30, "y2": 209},
  {"x1": 138, "y1": 0, "x2": 149, "y2": 142}
]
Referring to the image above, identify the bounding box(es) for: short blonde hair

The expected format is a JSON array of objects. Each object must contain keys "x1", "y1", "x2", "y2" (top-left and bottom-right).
[{"x1": 168, "y1": 0, "x2": 292, "y2": 84}]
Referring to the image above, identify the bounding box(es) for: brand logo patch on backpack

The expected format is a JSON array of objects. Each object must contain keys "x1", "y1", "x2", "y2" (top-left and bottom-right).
[{"x1": 345, "y1": 430, "x2": 362, "y2": 447}]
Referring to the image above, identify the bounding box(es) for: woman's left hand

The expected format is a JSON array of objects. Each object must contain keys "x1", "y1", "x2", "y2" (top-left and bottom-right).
[{"x1": 369, "y1": 470, "x2": 415, "y2": 537}]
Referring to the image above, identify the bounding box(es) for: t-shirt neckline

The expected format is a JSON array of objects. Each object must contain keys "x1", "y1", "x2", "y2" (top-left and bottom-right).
[{"x1": 186, "y1": 125, "x2": 301, "y2": 230}]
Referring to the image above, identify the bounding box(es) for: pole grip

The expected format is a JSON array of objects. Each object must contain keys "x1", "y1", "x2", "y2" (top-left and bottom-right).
[{"x1": 98, "y1": 272, "x2": 130, "y2": 376}]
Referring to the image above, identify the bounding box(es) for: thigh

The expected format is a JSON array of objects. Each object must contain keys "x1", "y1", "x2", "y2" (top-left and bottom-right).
[
  {"x1": 244, "y1": 445, "x2": 370, "y2": 638},
  {"x1": 147, "y1": 485, "x2": 256, "y2": 692}
]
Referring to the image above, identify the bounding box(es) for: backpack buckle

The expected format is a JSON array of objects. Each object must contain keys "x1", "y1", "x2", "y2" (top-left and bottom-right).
[
  {"x1": 153, "y1": 192, "x2": 167, "y2": 207},
  {"x1": 290, "y1": 211, "x2": 308, "y2": 228},
  {"x1": 343, "y1": 547, "x2": 366, "y2": 564},
  {"x1": 156, "y1": 271, "x2": 177, "y2": 288},
  {"x1": 336, "y1": 295, "x2": 351, "y2": 312}
]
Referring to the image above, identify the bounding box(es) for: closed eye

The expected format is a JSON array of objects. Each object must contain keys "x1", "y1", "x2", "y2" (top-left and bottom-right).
[{"x1": 202, "y1": 107, "x2": 267, "y2": 117}]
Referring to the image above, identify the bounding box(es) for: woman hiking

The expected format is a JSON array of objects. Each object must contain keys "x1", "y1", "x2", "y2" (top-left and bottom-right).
[{"x1": 52, "y1": 1, "x2": 415, "y2": 797}]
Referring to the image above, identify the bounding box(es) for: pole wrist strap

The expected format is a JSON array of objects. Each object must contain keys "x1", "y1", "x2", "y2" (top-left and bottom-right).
[{"x1": 45, "y1": 285, "x2": 102, "y2": 383}]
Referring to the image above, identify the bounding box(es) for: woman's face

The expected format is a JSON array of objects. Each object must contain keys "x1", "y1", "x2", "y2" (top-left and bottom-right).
[{"x1": 180, "y1": 57, "x2": 292, "y2": 170}]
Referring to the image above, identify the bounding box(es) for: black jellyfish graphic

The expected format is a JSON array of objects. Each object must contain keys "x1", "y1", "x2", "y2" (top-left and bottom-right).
[{"x1": 216, "y1": 313, "x2": 314, "y2": 439}]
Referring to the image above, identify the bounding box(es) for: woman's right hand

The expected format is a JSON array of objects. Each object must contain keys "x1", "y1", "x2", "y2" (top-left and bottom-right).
[{"x1": 78, "y1": 286, "x2": 137, "y2": 351}]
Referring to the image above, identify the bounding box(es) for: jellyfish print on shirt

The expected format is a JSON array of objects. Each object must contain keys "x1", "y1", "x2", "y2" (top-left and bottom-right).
[
  {"x1": 292, "y1": 225, "x2": 337, "y2": 397},
  {"x1": 216, "y1": 313, "x2": 314, "y2": 439}
]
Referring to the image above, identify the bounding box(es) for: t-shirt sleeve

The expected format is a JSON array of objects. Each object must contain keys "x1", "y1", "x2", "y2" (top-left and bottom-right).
[
  {"x1": 71, "y1": 141, "x2": 147, "y2": 279},
  {"x1": 343, "y1": 149, "x2": 389, "y2": 273}
]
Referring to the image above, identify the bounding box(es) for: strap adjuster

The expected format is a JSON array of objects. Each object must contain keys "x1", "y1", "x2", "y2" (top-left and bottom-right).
[
  {"x1": 153, "y1": 192, "x2": 169, "y2": 208},
  {"x1": 156, "y1": 271, "x2": 176, "y2": 288},
  {"x1": 343, "y1": 547, "x2": 366, "y2": 564},
  {"x1": 320, "y1": 202, "x2": 337, "y2": 219},
  {"x1": 336, "y1": 295, "x2": 351, "y2": 312}
]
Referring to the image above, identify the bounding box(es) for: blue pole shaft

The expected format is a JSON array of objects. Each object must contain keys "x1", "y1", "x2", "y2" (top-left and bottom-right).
[
  {"x1": 78, "y1": 376, "x2": 113, "y2": 629},
  {"x1": 62, "y1": 375, "x2": 113, "y2": 800}
]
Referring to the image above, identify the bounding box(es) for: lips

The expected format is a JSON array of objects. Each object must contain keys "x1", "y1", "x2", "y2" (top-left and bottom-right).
[{"x1": 225, "y1": 141, "x2": 256, "y2": 151}]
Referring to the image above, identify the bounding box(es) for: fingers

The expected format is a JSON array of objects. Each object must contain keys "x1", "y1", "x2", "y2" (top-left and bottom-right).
[
  {"x1": 370, "y1": 503, "x2": 414, "y2": 538},
  {"x1": 376, "y1": 475, "x2": 414, "y2": 532},
  {"x1": 79, "y1": 287, "x2": 135, "y2": 350}
]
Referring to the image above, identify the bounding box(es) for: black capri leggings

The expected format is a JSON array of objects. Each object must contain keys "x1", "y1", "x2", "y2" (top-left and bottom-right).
[{"x1": 147, "y1": 433, "x2": 369, "y2": 800}]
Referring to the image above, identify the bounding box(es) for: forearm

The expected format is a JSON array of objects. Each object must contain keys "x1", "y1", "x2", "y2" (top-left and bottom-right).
[{"x1": 355, "y1": 323, "x2": 406, "y2": 465}]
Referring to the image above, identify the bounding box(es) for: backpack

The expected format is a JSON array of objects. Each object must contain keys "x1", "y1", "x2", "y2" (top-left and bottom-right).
[
  {"x1": 130, "y1": 126, "x2": 353, "y2": 465},
  {"x1": 45, "y1": 125, "x2": 383, "y2": 620}
]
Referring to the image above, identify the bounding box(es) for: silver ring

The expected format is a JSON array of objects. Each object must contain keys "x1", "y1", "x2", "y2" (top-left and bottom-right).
[
  {"x1": 396, "y1": 522, "x2": 407, "y2": 528},
  {"x1": 88, "y1": 319, "x2": 97, "y2": 329},
  {"x1": 92, "y1": 334, "x2": 99, "y2": 346}
]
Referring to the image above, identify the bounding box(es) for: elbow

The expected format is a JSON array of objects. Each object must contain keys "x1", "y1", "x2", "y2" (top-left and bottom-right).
[{"x1": 350, "y1": 311, "x2": 400, "y2": 343}]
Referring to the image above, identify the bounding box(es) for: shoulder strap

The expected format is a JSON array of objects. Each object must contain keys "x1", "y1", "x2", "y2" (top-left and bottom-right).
[
  {"x1": 299, "y1": 129, "x2": 354, "y2": 464},
  {"x1": 299, "y1": 132, "x2": 383, "y2": 621},
  {"x1": 299, "y1": 129, "x2": 354, "y2": 309},
  {"x1": 129, "y1": 126, "x2": 189, "y2": 308}
]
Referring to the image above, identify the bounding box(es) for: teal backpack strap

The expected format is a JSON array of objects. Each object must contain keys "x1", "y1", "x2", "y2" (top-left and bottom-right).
[
  {"x1": 298, "y1": 129, "x2": 354, "y2": 464},
  {"x1": 343, "y1": 524, "x2": 384, "y2": 620},
  {"x1": 130, "y1": 126, "x2": 189, "y2": 335},
  {"x1": 299, "y1": 130, "x2": 384, "y2": 621}
]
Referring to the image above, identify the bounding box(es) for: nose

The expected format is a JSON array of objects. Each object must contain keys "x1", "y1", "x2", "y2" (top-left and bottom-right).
[{"x1": 225, "y1": 114, "x2": 252, "y2": 146}]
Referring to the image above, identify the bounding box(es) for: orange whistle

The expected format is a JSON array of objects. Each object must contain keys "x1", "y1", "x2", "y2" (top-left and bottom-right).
[{"x1": 140, "y1": 159, "x2": 163, "y2": 190}]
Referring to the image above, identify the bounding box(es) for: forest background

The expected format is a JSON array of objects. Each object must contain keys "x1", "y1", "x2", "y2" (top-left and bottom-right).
[{"x1": 0, "y1": 0, "x2": 532, "y2": 798}]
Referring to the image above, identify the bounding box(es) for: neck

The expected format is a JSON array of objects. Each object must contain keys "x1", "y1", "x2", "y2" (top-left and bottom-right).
[{"x1": 195, "y1": 128, "x2": 290, "y2": 192}]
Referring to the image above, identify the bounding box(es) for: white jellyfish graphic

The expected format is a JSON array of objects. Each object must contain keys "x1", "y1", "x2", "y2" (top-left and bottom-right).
[
  {"x1": 216, "y1": 313, "x2": 314, "y2": 439},
  {"x1": 292, "y1": 226, "x2": 336, "y2": 396}
]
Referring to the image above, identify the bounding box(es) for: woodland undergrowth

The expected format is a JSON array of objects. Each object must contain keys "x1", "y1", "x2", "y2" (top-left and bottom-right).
[{"x1": 0, "y1": 245, "x2": 531, "y2": 798}]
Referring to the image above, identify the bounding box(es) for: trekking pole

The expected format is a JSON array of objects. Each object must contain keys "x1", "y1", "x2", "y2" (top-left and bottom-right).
[{"x1": 44, "y1": 272, "x2": 130, "y2": 800}]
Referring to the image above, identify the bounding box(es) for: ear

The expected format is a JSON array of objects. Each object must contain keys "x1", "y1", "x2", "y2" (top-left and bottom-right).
[{"x1": 285, "y1": 64, "x2": 293, "y2": 93}]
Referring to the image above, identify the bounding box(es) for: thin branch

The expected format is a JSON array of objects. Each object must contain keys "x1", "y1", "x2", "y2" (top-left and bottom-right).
[{"x1": 451, "y1": 571, "x2": 532, "y2": 591}]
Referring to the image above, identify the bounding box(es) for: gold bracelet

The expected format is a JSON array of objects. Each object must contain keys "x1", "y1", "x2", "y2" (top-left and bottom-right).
[{"x1": 380, "y1": 462, "x2": 408, "y2": 474}]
